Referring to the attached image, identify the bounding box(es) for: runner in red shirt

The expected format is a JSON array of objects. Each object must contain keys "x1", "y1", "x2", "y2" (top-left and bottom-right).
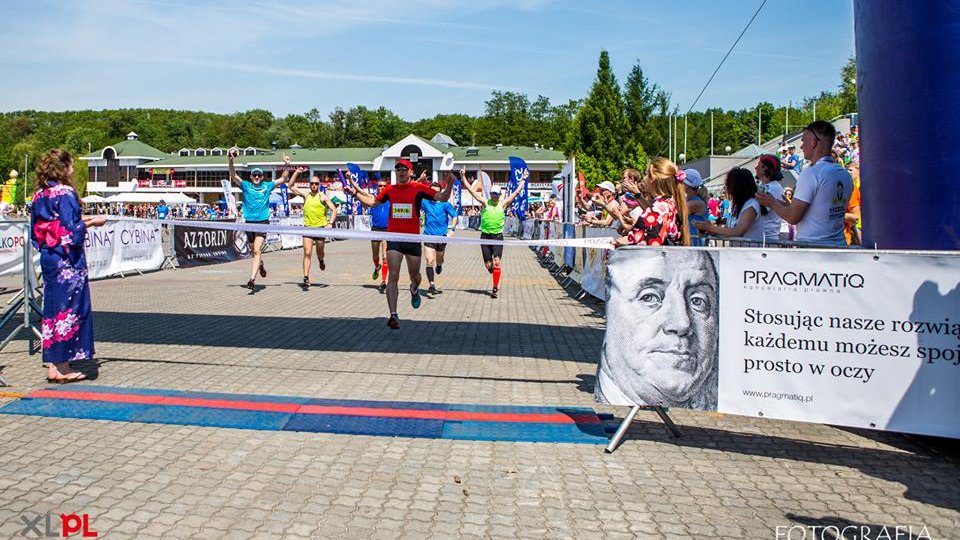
[{"x1": 349, "y1": 159, "x2": 454, "y2": 329}]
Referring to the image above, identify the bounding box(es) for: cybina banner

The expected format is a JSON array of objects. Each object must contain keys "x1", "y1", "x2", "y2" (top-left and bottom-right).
[
  {"x1": 174, "y1": 221, "x2": 250, "y2": 268},
  {"x1": 83, "y1": 220, "x2": 165, "y2": 279},
  {"x1": 597, "y1": 247, "x2": 960, "y2": 439}
]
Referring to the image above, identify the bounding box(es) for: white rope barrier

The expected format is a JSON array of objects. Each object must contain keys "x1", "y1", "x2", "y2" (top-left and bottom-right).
[{"x1": 112, "y1": 217, "x2": 616, "y2": 250}]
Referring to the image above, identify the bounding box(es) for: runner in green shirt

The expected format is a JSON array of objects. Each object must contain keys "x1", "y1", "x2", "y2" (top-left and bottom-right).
[{"x1": 460, "y1": 166, "x2": 526, "y2": 299}]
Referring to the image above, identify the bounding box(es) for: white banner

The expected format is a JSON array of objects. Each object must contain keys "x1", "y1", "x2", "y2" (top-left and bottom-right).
[
  {"x1": 596, "y1": 247, "x2": 960, "y2": 439},
  {"x1": 352, "y1": 215, "x2": 372, "y2": 232},
  {"x1": 549, "y1": 222, "x2": 563, "y2": 262},
  {"x1": 84, "y1": 220, "x2": 165, "y2": 279},
  {"x1": 504, "y1": 217, "x2": 519, "y2": 236},
  {"x1": 279, "y1": 216, "x2": 305, "y2": 250},
  {"x1": 521, "y1": 220, "x2": 535, "y2": 240},
  {"x1": 580, "y1": 227, "x2": 618, "y2": 300},
  {"x1": 0, "y1": 222, "x2": 37, "y2": 276}
]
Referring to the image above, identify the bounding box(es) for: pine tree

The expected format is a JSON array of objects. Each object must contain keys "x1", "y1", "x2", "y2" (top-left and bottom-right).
[{"x1": 570, "y1": 50, "x2": 627, "y2": 186}]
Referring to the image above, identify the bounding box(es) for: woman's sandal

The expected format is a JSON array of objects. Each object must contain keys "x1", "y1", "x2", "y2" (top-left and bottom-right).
[{"x1": 47, "y1": 372, "x2": 87, "y2": 384}]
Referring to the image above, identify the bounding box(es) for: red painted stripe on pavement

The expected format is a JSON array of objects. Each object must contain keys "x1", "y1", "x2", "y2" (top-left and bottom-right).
[{"x1": 28, "y1": 390, "x2": 599, "y2": 424}]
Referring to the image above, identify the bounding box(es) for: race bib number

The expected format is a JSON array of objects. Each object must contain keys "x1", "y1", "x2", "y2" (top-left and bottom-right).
[{"x1": 392, "y1": 204, "x2": 413, "y2": 219}]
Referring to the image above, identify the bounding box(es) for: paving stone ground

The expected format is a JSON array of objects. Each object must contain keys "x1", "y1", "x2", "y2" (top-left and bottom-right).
[{"x1": 0, "y1": 233, "x2": 956, "y2": 539}]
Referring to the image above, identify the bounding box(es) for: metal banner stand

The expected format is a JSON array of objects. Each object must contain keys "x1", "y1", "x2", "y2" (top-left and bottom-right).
[
  {"x1": 605, "y1": 405, "x2": 682, "y2": 453},
  {"x1": 160, "y1": 224, "x2": 178, "y2": 270},
  {"x1": 0, "y1": 239, "x2": 42, "y2": 387}
]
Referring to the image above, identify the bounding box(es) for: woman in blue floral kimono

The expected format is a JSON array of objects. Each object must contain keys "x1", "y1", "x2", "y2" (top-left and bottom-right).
[{"x1": 30, "y1": 149, "x2": 105, "y2": 383}]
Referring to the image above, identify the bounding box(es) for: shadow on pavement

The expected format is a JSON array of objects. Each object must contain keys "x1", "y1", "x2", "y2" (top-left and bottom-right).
[
  {"x1": 92, "y1": 311, "x2": 604, "y2": 362},
  {"x1": 611, "y1": 415, "x2": 960, "y2": 511},
  {"x1": 96, "y1": 356, "x2": 584, "y2": 385}
]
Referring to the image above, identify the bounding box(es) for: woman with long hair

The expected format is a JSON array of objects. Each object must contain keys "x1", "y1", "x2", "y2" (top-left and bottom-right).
[
  {"x1": 754, "y1": 154, "x2": 785, "y2": 241},
  {"x1": 31, "y1": 149, "x2": 106, "y2": 383},
  {"x1": 614, "y1": 157, "x2": 689, "y2": 247},
  {"x1": 694, "y1": 168, "x2": 764, "y2": 240}
]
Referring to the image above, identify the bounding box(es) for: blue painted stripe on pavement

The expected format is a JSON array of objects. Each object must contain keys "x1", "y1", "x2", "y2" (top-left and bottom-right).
[
  {"x1": 443, "y1": 420, "x2": 607, "y2": 444},
  {"x1": 135, "y1": 406, "x2": 293, "y2": 431},
  {"x1": 0, "y1": 398, "x2": 150, "y2": 422},
  {"x1": 0, "y1": 388, "x2": 609, "y2": 444},
  {"x1": 284, "y1": 413, "x2": 444, "y2": 439}
]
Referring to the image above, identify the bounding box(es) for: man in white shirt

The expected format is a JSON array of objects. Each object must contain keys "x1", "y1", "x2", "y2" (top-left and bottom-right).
[{"x1": 758, "y1": 121, "x2": 853, "y2": 246}]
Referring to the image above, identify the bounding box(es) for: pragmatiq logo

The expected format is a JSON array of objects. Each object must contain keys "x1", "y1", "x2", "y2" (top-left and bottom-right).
[{"x1": 743, "y1": 270, "x2": 865, "y2": 290}]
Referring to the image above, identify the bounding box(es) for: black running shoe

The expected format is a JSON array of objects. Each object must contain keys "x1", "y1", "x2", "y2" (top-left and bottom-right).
[
  {"x1": 436, "y1": 265, "x2": 442, "y2": 275},
  {"x1": 302, "y1": 276, "x2": 310, "y2": 290},
  {"x1": 427, "y1": 285, "x2": 438, "y2": 295},
  {"x1": 318, "y1": 259, "x2": 326, "y2": 271},
  {"x1": 246, "y1": 279, "x2": 256, "y2": 290},
  {"x1": 379, "y1": 283, "x2": 387, "y2": 294},
  {"x1": 259, "y1": 262, "x2": 267, "y2": 278},
  {"x1": 491, "y1": 288, "x2": 498, "y2": 299},
  {"x1": 387, "y1": 314, "x2": 400, "y2": 330}
]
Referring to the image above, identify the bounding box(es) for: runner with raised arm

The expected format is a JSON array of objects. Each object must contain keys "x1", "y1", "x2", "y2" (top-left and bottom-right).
[
  {"x1": 288, "y1": 168, "x2": 338, "y2": 289},
  {"x1": 228, "y1": 149, "x2": 293, "y2": 290},
  {"x1": 460, "y1": 165, "x2": 527, "y2": 299},
  {"x1": 347, "y1": 159, "x2": 454, "y2": 329}
]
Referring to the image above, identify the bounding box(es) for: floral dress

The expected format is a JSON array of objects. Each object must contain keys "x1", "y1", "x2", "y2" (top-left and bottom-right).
[
  {"x1": 30, "y1": 182, "x2": 93, "y2": 363},
  {"x1": 625, "y1": 196, "x2": 682, "y2": 246}
]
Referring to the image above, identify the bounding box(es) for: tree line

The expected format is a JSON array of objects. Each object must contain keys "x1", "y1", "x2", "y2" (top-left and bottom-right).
[{"x1": 1, "y1": 50, "x2": 856, "y2": 198}]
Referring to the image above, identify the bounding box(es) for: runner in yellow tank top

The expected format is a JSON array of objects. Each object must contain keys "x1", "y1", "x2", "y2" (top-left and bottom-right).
[{"x1": 289, "y1": 168, "x2": 339, "y2": 290}]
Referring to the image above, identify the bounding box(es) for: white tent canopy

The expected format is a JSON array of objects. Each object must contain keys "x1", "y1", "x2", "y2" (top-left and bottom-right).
[
  {"x1": 81, "y1": 195, "x2": 108, "y2": 203},
  {"x1": 105, "y1": 192, "x2": 196, "y2": 204}
]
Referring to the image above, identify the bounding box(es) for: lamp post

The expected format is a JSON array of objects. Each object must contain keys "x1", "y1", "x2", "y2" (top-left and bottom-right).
[{"x1": 683, "y1": 115, "x2": 687, "y2": 164}]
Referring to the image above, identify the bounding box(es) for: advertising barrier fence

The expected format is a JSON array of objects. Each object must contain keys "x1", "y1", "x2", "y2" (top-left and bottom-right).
[
  {"x1": 0, "y1": 222, "x2": 37, "y2": 276},
  {"x1": 84, "y1": 219, "x2": 166, "y2": 279},
  {"x1": 173, "y1": 221, "x2": 251, "y2": 268},
  {"x1": 596, "y1": 246, "x2": 960, "y2": 440}
]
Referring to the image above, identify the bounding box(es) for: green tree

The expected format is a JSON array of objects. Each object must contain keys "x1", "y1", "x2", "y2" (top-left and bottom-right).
[
  {"x1": 569, "y1": 50, "x2": 628, "y2": 185},
  {"x1": 838, "y1": 55, "x2": 858, "y2": 114},
  {"x1": 623, "y1": 62, "x2": 667, "y2": 154}
]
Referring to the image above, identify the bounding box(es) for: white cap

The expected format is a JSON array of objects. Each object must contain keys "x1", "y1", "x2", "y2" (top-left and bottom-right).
[
  {"x1": 597, "y1": 181, "x2": 616, "y2": 193},
  {"x1": 490, "y1": 185, "x2": 502, "y2": 195}
]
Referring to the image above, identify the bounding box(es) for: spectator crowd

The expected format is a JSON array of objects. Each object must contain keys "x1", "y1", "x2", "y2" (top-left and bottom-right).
[{"x1": 574, "y1": 121, "x2": 861, "y2": 247}]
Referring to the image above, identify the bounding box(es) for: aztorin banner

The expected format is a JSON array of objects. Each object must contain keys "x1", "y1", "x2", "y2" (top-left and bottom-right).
[
  {"x1": 174, "y1": 222, "x2": 250, "y2": 268},
  {"x1": 596, "y1": 247, "x2": 960, "y2": 439}
]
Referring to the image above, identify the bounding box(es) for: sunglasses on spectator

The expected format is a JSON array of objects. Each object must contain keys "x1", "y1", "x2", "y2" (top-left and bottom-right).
[
  {"x1": 252, "y1": 174, "x2": 263, "y2": 178},
  {"x1": 309, "y1": 182, "x2": 320, "y2": 186}
]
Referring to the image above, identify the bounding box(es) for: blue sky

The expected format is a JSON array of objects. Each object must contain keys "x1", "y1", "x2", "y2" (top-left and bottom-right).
[{"x1": 1, "y1": 0, "x2": 854, "y2": 120}]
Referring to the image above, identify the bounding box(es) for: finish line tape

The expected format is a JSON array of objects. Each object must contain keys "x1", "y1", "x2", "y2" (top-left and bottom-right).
[{"x1": 115, "y1": 218, "x2": 616, "y2": 250}]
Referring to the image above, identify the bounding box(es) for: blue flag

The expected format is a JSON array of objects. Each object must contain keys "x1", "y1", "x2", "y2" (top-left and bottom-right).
[
  {"x1": 346, "y1": 163, "x2": 362, "y2": 185},
  {"x1": 453, "y1": 177, "x2": 462, "y2": 216},
  {"x1": 508, "y1": 156, "x2": 530, "y2": 221},
  {"x1": 279, "y1": 184, "x2": 290, "y2": 217}
]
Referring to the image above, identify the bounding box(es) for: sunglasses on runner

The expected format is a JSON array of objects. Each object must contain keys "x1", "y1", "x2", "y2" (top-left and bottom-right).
[
  {"x1": 251, "y1": 174, "x2": 263, "y2": 178},
  {"x1": 309, "y1": 181, "x2": 320, "y2": 186}
]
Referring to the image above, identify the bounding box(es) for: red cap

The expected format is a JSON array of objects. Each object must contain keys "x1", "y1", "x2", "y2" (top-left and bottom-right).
[{"x1": 395, "y1": 159, "x2": 413, "y2": 171}]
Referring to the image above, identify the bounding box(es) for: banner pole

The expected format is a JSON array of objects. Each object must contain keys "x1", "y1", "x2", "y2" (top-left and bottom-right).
[
  {"x1": 605, "y1": 405, "x2": 640, "y2": 453},
  {"x1": 605, "y1": 405, "x2": 682, "y2": 453}
]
